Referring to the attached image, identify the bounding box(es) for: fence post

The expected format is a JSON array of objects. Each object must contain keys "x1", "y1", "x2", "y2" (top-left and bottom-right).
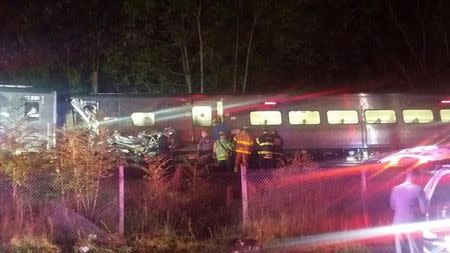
[
  {"x1": 119, "y1": 160, "x2": 125, "y2": 236},
  {"x1": 360, "y1": 167, "x2": 369, "y2": 226},
  {"x1": 241, "y1": 164, "x2": 249, "y2": 230}
]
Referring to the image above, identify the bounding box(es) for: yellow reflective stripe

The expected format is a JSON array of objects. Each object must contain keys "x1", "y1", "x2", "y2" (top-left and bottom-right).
[
  {"x1": 258, "y1": 151, "x2": 273, "y2": 154},
  {"x1": 217, "y1": 154, "x2": 229, "y2": 160},
  {"x1": 258, "y1": 142, "x2": 273, "y2": 146},
  {"x1": 236, "y1": 149, "x2": 251, "y2": 154},
  {"x1": 236, "y1": 140, "x2": 252, "y2": 145}
]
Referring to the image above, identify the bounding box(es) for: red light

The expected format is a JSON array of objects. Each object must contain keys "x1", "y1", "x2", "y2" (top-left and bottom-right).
[
  {"x1": 264, "y1": 101, "x2": 277, "y2": 105},
  {"x1": 442, "y1": 100, "x2": 450, "y2": 104}
]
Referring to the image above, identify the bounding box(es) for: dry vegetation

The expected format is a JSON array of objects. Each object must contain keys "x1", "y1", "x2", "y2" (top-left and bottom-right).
[{"x1": 0, "y1": 123, "x2": 372, "y2": 252}]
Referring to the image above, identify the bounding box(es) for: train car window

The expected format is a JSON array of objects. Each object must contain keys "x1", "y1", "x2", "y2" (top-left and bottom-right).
[
  {"x1": 327, "y1": 110, "x2": 359, "y2": 124},
  {"x1": 402, "y1": 109, "x2": 434, "y2": 123},
  {"x1": 192, "y1": 106, "x2": 212, "y2": 126},
  {"x1": 250, "y1": 111, "x2": 282, "y2": 125},
  {"x1": 440, "y1": 109, "x2": 450, "y2": 122},
  {"x1": 364, "y1": 110, "x2": 396, "y2": 124},
  {"x1": 289, "y1": 111, "x2": 320, "y2": 125},
  {"x1": 131, "y1": 112, "x2": 155, "y2": 126},
  {"x1": 24, "y1": 102, "x2": 40, "y2": 121}
]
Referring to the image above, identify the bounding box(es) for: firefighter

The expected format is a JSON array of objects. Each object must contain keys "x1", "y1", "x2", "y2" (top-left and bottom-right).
[
  {"x1": 233, "y1": 126, "x2": 253, "y2": 172},
  {"x1": 256, "y1": 128, "x2": 275, "y2": 169}
]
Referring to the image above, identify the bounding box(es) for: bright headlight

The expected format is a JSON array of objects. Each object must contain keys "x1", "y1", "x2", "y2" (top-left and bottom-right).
[{"x1": 423, "y1": 229, "x2": 437, "y2": 239}]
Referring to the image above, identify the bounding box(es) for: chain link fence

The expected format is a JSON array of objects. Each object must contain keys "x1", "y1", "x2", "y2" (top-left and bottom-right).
[
  {"x1": 365, "y1": 166, "x2": 405, "y2": 227},
  {"x1": 0, "y1": 166, "x2": 121, "y2": 250},
  {"x1": 243, "y1": 165, "x2": 376, "y2": 238},
  {"x1": 0, "y1": 147, "x2": 407, "y2": 251}
]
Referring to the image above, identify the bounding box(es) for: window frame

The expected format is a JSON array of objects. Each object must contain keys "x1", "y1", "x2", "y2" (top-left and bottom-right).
[
  {"x1": 24, "y1": 101, "x2": 40, "y2": 121},
  {"x1": 249, "y1": 110, "x2": 282, "y2": 126},
  {"x1": 402, "y1": 109, "x2": 434, "y2": 124},
  {"x1": 364, "y1": 109, "x2": 397, "y2": 124},
  {"x1": 130, "y1": 112, "x2": 156, "y2": 127},
  {"x1": 326, "y1": 109, "x2": 359, "y2": 125},
  {"x1": 288, "y1": 110, "x2": 321, "y2": 125},
  {"x1": 440, "y1": 109, "x2": 450, "y2": 123},
  {"x1": 192, "y1": 105, "x2": 213, "y2": 127}
]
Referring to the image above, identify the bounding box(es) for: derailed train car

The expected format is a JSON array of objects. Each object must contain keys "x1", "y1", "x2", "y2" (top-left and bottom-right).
[
  {"x1": 0, "y1": 88, "x2": 57, "y2": 151},
  {"x1": 68, "y1": 92, "x2": 450, "y2": 160}
]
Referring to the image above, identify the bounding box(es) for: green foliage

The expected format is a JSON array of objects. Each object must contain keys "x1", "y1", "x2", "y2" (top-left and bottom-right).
[
  {"x1": 8, "y1": 235, "x2": 60, "y2": 253},
  {"x1": 3, "y1": 0, "x2": 450, "y2": 92},
  {"x1": 62, "y1": 66, "x2": 86, "y2": 94},
  {"x1": 132, "y1": 235, "x2": 223, "y2": 253},
  {"x1": 103, "y1": 45, "x2": 183, "y2": 93}
]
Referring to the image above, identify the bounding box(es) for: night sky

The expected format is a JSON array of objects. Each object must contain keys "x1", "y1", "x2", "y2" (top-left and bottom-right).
[{"x1": 1, "y1": 0, "x2": 450, "y2": 94}]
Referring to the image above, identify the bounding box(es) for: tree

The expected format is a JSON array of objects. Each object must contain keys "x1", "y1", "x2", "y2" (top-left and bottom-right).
[
  {"x1": 123, "y1": 0, "x2": 196, "y2": 93},
  {"x1": 194, "y1": 2, "x2": 205, "y2": 93},
  {"x1": 241, "y1": 0, "x2": 271, "y2": 93},
  {"x1": 232, "y1": 0, "x2": 242, "y2": 93},
  {"x1": 3, "y1": 0, "x2": 450, "y2": 93}
]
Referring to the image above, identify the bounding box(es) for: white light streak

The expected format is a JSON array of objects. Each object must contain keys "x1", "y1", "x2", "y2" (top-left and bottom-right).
[{"x1": 267, "y1": 219, "x2": 450, "y2": 251}]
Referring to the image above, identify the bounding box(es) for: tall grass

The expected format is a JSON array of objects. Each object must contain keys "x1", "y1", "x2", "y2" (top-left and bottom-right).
[{"x1": 245, "y1": 151, "x2": 369, "y2": 252}]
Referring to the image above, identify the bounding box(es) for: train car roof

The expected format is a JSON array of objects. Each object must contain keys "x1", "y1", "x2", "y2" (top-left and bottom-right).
[
  {"x1": 78, "y1": 91, "x2": 450, "y2": 98},
  {"x1": 0, "y1": 87, "x2": 56, "y2": 94}
]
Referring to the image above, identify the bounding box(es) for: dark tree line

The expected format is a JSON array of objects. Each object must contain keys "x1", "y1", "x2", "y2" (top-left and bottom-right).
[{"x1": 1, "y1": 0, "x2": 450, "y2": 94}]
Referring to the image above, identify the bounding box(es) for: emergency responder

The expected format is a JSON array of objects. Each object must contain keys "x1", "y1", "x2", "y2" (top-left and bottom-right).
[
  {"x1": 197, "y1": 130, "x2": 214, "y2": 157},
  {"x1": 271, "y1": 129, "x2": 284, "y2": 165},
  {"x1": 213, "y1": 131, "x2": 233, "y2": 171},
  {"x1": 390, "y1": 169, "x2": 426, "y2": 253},
  {"x1": 233, "y1": 126, "x2": 253, "y2": 172},
  {"x1": 256, "y1": 128, "x2": 275, "y2": 169},
  {"x1": 157, "y1": 130, "x2": 171, "y2": 155},
  {"x1": 212, "y1": 118, "x2": 227, "y2": 141}
]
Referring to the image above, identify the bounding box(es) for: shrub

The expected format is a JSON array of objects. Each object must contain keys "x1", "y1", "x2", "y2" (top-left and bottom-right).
[
  {"x1": 132, "y1": 235, "x2": 224, "y2": 253},
  {"x1": 8, "y1": 235, "x2": 60, "y2": 253},
  {"x1": 74, "y1": 244, "x2": 133, "y2": 253},
  {"x1": 315, "y1": 243, "x2": 371, "y2": 253}
]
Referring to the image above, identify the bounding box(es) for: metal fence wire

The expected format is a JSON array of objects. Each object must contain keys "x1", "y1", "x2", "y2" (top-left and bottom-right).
[
  {"x1": 244, "y1": 166, "x2": 367, "y2": 236},
  {"x1": 0, "y1": 168, "x2": 120, "y2": 247}
]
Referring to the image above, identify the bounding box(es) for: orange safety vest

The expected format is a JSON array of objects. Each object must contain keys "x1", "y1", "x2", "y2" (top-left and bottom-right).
[{"x1": 233, "y1": 132, "x2": 253, "y2": 155}]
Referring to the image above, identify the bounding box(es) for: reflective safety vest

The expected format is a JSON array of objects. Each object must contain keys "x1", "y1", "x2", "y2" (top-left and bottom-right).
[
  {"x1": 214, "y1": 139, "x2": 232, "y2": 161},
  {"x1": 233, "y1": 132, "x2": 253, "y2": 155},
  {"x1": 256, "y1": 132, "x2": 274, "y2": 159}
]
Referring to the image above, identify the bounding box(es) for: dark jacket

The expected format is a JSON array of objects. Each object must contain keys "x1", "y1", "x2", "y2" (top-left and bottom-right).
[
  {"x1": 272, "y1": 132, "x2": 283, "y2": 154},
  {"x1": 157, "y1": 135, "x2": 171, "y2": 154},
  {"x1": 256, "y1": 132, "x2": 275, "y2": 159},
  {"x1": 198, "y1": 136, "x2": 214, "y2": 152}
]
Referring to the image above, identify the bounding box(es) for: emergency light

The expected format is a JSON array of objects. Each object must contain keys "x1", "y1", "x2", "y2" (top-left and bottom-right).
[
  {"x1": 264, "y1": 101, "x2": 277, "y2": 105},
  {"x1": 441, "y1": 100, "x2": 450, "y2": 104}
]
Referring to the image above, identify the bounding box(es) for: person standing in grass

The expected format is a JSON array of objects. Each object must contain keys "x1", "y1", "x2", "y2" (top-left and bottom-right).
[
  {"x1": 233, "y1": 126, "x2": 253, "y2": 172},
  {"x1": 213, "y1": 131, "x2": 233, "y2": 171},
  {"x1": 390, "y1": 169, "x2": 426, "y2": 253},
  {"x1": 197, "y1": 130, "x2": 214, "y2": 157}
]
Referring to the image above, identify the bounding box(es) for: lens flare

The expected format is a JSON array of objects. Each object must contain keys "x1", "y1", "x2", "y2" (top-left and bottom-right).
[{"x1": 266, "y1": 219, "x2": 450, "y2": 251}]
